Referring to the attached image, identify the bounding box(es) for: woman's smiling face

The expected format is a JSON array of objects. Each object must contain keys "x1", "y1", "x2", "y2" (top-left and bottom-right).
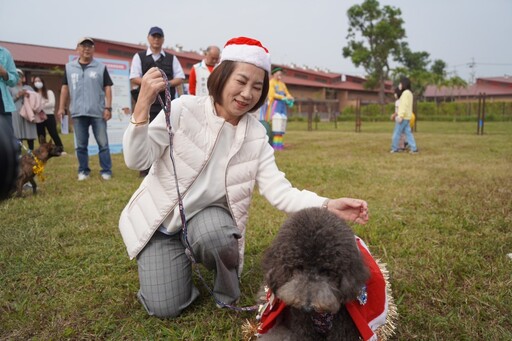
[{"x1": 215, "y1": 62, "x2": 265, "y2": 125}]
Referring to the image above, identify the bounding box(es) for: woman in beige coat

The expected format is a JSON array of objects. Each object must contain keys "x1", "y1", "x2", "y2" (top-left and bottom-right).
[{"x1": 119, "y1": 37, "x2": 369, "y2": 318}]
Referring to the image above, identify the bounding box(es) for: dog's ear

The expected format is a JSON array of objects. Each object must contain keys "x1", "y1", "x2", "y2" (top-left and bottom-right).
[
  {"x1": 262, "y1": 245, "x2": 286, "y2": 292},
  {"x1": 337, "y1": 251, "x2": 371, "y2": 302}
]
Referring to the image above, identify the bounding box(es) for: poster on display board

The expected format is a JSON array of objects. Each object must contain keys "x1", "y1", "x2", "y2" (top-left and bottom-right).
[{"x1": 68, "y1": 56, "x2": 132, "y2": 155}]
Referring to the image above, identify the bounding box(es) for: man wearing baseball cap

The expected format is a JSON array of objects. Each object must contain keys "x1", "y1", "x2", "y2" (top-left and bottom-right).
[
  {"x1": 129, "y1": 27, "x2": 185, "y2": 120},
  {"x1": 77, "y1": 37, "x2": 95, "y2": 46},
  {"x1": 129, "y1": 26, "x2": 185, "y2": 177},
  {"x1": 57, "y1": 37, "x2": 114, "y2": 181}
]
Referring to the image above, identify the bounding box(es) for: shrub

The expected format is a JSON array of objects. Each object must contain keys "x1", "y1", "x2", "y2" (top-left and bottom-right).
[{"x1": 336, "y1": 101, "x2": 512, "y2": 122}]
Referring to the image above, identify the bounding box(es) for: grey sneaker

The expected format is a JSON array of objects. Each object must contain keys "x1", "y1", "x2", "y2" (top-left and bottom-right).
[
  {"x1": 78, "y1": 172, "x2": 89, "y2": 181},
  {"x1": 409, "y1": 150, "x2": 418, "y2": 154}
]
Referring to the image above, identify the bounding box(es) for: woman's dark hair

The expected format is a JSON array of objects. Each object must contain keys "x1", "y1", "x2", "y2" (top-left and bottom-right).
[
  {"x1": 33, "y1": 76, "x2": 48, "y2": 99},
  {"x1": 400, "y1": 76, "x2": 411, "y2": 91},
  {"x1": 394, "y1": 87, "x2": 402, "y2": 98},
  {"x1": 207, "y1": 60, "x2": 269, "y2": 113}
]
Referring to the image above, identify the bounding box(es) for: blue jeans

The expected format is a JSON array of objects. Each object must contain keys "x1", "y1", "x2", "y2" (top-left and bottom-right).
[
  {"x1": 73, "y1": 116, "x2": 112, "y2": 175},
  {"x1": 391, "y1": 119, "x2": 417, "y2": 152}
]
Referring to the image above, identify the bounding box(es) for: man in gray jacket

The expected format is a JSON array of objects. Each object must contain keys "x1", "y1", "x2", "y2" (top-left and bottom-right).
[{"x1": 58, "y1": 37, "x2": 114, "y2": 181}]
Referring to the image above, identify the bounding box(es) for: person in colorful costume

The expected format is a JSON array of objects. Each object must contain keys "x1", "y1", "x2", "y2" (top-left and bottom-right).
[
  {"x1": 261, "y1": 67, "x2": 293, "y2": 121},
  {"x1": 260, "y1": 67, "x2": 294, "y2": 149}
]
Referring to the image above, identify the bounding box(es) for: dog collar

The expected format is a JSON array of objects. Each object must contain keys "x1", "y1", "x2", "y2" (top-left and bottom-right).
[
  {"x1": 255, "y1": 287, "x2": 286, "y2": 335},
  {"x1": 32, "y1": 156, "x2": 46, "y2": 182}
]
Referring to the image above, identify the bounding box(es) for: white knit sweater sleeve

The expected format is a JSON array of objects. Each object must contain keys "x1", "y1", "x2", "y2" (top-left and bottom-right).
[
  {"x1": 122, "y1": 99, "x2": 181, "y2": 170},
  {"x1": 43, "y1": 90, "x2": 55, "y2": 114}
]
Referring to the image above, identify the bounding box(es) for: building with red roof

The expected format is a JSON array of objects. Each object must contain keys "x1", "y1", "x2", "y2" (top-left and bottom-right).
[
  {"x1": 2, "y1": 38, "x2": 392, "y2": 114},
  {"x1": 424, "y1": 77, "x2": 512, "y2": 102}
]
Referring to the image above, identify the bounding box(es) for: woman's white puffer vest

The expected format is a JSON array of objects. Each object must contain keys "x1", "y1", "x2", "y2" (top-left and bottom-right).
[{"x1": 119, "y1": 96, "x2": 325, "y2": 273}]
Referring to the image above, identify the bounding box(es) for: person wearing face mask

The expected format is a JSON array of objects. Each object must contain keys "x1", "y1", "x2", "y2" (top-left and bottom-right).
[
  {"x1": 9, "y1": 69, "x2": 37, "y2": 151},
  {"x1": 33, "y1": 76, "x2": 64, "y2": 152}
]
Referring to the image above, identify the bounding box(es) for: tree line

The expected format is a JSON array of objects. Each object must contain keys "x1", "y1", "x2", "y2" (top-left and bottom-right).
[{"x1": 342, "y1": 0, "x2": 467, "y2": 103}]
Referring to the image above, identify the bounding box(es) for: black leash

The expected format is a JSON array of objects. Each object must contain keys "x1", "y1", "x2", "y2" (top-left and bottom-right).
[{"x1": 157, "y1": 69, "x2": 258, "y2": 312}]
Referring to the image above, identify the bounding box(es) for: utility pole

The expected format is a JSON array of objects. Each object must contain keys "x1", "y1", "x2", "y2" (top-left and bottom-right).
[{"x1": 468, "y1": 57, "x2": 476, "y2": 84}]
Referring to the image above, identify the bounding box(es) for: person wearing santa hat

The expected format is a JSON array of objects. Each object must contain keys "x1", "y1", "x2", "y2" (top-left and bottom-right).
[{"x1": 119, "y1": 37, "x2": 370, "y2": 318}]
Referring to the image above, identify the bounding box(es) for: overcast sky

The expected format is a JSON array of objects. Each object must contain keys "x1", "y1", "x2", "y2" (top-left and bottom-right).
[{"x1": 1, "y1": 0, "x2": 510, "y2": 82}]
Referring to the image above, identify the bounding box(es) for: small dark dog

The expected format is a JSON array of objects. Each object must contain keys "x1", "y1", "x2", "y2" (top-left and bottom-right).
[
  {"x1": 15, "y1": 137, "x2": 62, "y2": 197},
  {"x1": 252, "y1": 207, "x2": 396, "y2": 341}
]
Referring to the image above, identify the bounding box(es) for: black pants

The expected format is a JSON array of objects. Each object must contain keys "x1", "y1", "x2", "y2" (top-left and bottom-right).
[{"x1": 36, "y1": 115, "x2": 63, "y2": 148}]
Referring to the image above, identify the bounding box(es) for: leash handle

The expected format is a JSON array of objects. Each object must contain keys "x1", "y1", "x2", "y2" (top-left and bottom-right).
[{"x1": 156, "y1": 69, "x2": 257, "y2": 313}]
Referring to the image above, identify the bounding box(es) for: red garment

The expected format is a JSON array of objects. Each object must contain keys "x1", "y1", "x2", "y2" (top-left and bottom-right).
[
  {"x1": 256, "y1": 237, "x2": 388, "y2": 341},
  {"x1": 345, "y1": 238, "x2": 387, "y2": 341},
  {"x1": 188, "y1": 63, "x2": 215, "y2": 95}
]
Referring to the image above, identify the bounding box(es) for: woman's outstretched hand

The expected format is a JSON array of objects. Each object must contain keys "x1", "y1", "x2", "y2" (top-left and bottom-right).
[{"x1": 326, "y1": 198, "x2": 369, "y2": 225}]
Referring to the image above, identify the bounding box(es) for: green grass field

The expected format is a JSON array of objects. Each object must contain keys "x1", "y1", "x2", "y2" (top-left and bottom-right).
[{"x1": 1, "y1": 121, "x2": 511, "y2": 340}]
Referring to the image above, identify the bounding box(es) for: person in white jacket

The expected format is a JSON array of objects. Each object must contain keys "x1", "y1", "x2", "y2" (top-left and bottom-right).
[{"x1": 119, "y1": 36, "x2": 369, "y2": 318}]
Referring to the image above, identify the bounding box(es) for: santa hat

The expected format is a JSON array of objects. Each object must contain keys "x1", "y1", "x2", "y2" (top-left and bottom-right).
[{"x1": 220, "y1": 37, "x2": 271, "y2": 73}]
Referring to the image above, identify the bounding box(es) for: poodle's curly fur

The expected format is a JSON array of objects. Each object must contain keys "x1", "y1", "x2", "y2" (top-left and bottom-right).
[{"x1": 259, "y1": 207, "x2": 370, "y2": 340}]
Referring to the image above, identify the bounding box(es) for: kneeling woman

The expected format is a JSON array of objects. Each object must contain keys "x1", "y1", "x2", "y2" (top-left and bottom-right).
[{"x1": 119, "y1": 37, "x2": 369, "y2": 318}]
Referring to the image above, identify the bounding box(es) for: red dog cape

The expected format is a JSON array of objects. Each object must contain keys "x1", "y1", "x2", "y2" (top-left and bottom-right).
[{"x1": 255, "y1": 237, "x2": 396, "y2": 341}]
